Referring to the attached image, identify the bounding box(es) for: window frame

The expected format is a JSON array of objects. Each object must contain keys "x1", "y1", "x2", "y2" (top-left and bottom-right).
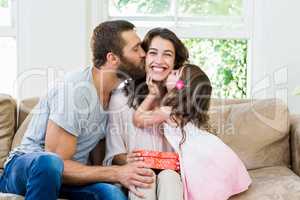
[
  {"x1": 0, "y1": 0, "x2": 17, "y2": 37},
  {"x1": 0, "y1": 0, "x2": 18, "y2": 96},
  {"x1": 91, "y1": 0, "x2": 254, "y2": 97}
]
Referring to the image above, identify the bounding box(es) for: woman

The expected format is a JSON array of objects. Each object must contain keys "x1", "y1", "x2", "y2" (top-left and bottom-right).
[{"x1": 103, "y1": 28, "x2": 189, "y2": 200}]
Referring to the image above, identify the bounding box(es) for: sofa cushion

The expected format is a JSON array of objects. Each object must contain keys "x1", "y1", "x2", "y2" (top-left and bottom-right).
[
  {"x1": 11, "y1": 113, "x2": 33, "y2": 150},
  {"x1": 0, "y1": 193, "x2": 24, "y2": 200},
  {"x1": 209, "y1": 99, "x2": 290, "y2": 170},
  {"x1": 0, "y1": 193, "x2": 67, "y2": 200},
  {"x1": 17, "y1": 97, "x2": 39, "y2": 128},
  {"x1": 10, "y1": 98, "x2": 39, "y2": 149},
  {"x1": 229, "y1": 166, "x2": 300, "y2": 199},
  {"x1": 0, "y1": 95, "x2": 16, "y2": 169},
  {"x1": 210, "y1": 98, "x2": 251, "y2": 107}
]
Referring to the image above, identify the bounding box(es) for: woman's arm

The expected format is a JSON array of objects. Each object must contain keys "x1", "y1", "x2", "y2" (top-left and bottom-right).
[{"x1": 103, "y1": 91, "x2": 130, "y2": 166}]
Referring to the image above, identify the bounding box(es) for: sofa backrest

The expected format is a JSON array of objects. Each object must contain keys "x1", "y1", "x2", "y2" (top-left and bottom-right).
[
  {"x1": 11, "y1": 98, "x2": 39, "y2": 149},
  {"x1": 18, "y1": 97, "x2": 39, "y2": 128},
  {"x1": 209, "y1": 98, "x2": 290, "y2": 170},
  {"x1": 13, "y1": 97, "x2": 291, "y2": 170},
  {"x1": 0, "y1": 94, "x2": 17, "y2": 169}
]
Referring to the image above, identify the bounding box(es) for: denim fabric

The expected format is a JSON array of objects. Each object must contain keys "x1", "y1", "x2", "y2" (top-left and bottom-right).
[
  {"x1": 0, "y1": 152, "x2": 63, "y2": 200},
  {"x1": 60, "y1": 183, "x2": 128, "y2": 200},
  {"x1": 0, "y1": 152, "x2": 127, "y2": 200}
]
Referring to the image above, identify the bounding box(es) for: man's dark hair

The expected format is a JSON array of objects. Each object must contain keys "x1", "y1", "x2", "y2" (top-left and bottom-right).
[{"x1": 91, "y1": 20, "x2": 135, "y2": 69}]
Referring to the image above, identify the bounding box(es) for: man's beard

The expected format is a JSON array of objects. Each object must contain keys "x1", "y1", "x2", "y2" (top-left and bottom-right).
[{"x1": 117, "y1": 56, "x2": 146, "y2": 81}]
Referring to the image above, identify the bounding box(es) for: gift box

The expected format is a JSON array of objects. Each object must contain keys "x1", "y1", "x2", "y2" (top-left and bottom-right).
[{"x1": 136, "y1": 150, "x2": 179, "y2": 171}]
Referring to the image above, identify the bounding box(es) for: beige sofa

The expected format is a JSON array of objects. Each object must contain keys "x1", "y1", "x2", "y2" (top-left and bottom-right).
[{"x1": 1, "y1": 93, "x2": 300, "y2": 199}]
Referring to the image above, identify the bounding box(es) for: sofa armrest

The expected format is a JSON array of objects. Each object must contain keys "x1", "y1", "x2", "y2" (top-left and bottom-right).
[{"x1": 290, "y1": 114, "x2": 300, "y2": 175}]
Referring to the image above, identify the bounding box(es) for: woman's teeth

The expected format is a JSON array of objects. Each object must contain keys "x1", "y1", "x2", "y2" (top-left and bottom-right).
[{"x1": 152, "y1": 67, "x2": 164, "y2": 72}]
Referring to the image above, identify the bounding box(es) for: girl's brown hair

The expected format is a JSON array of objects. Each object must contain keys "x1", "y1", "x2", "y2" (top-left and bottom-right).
[{"x1": 162, "y1": 64, "x2": 212, "y2": 145}]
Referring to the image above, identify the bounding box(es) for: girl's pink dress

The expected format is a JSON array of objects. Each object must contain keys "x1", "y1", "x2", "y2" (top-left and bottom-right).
[{"x1": 164, "y1": 123, "x2": 252, "y2": 200}]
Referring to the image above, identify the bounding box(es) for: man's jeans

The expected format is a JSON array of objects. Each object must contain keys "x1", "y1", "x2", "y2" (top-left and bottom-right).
[{"x1": 0, "y1": 152, "x2": 127, "y2": 200}]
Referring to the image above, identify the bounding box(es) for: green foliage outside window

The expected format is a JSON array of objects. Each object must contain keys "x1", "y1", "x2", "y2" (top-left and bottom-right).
[
  {"x1": 115, "y1": 0, "x2": 171, "y2": 14},
  {"x1": 114, "y1": 0, "x2": 248, "y2": 99},
  {"x1": 179, "y1": 0, "x2": 242, "y2": 16},
  {"x1": 0, "y1": 0, "x2": 8, "y2": 8},
  {"x1": 183, "y1": 39, "x2": 247, "y2": 98},
  {"x1": 113, "y1": 0, "x2": 242, "y2": 16}
]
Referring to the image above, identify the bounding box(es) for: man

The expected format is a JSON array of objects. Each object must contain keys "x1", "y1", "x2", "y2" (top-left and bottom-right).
[{"x1": 0, "y1": 20, "x2": 154, "y2": 200}]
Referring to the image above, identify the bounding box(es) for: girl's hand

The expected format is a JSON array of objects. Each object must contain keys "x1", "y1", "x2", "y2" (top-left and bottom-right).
[
  {"x1": 165, "y1": 117, "x2": 178, "y2": 127},
  {"x1": 160, "y1": 106, "x2": 178, "y2": 127},
  {"x1": 127, "y1": 150, "x2": 144, "y2": 163},
  {"x1": 159, "y1": 106, "x2": 172, "y2": 121},
  {"x1": 160, "y1": 106, "x2": 172, "y2": 116}
]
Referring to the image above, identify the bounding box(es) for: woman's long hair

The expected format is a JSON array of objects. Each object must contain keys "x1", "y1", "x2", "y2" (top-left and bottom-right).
[{"x1": 125, "y1": 28, "x2": 189, "y2": 109}]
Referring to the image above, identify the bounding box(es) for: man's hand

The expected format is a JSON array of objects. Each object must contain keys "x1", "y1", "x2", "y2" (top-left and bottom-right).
[
  {"x1": 117, "y1": 161, "x2": 155, "y2": 198},
  {"x1": 127, "y1": 150, "x2": 144, "y2": 163}
]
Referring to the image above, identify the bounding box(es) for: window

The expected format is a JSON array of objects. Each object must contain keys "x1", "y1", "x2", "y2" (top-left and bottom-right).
[
  {"x1": 183, "y1": 38, "x2": 247, "y2": 98},
  {"x1": 0, "y1": 0, "x2": 17, "y2": 96},
  {"x1": 93, "y1": 0, "x2": 253, "y2": 98}
]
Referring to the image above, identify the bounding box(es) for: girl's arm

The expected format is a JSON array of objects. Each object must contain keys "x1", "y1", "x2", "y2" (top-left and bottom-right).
[
  {"x1": 133, "y1": 94, "x2": 171, "y2": 128},
  {"x1": 133, "y1": 75, "x2": 170, "y2": 128}
]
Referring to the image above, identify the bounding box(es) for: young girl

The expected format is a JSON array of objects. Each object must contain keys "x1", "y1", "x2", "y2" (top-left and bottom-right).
[{"x1": 133, "y1": 64, "x2": 251, "y2": 200}]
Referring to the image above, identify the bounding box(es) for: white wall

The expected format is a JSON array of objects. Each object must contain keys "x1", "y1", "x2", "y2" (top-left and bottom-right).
[
  {"x1": 16, "y1": 0, "x2": 300, "y2": 113},
  {"x1": 251, "y1": 0, "x2": 300, "y2": 114},
  {"x1": 17, "y1": 0, "x2": 88, "y2": 99}
]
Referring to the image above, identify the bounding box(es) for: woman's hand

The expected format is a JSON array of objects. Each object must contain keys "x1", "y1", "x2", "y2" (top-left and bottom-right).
[
  {"x1": 147, "y1": 74, "x2": 162, "y2": 98},
  {"x1": 127, "y1": 150, "x2": 144, "y2": 163}
]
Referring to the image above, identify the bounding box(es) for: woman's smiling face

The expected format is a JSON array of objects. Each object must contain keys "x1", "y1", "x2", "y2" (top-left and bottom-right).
[{"x1": 145, "y1": 36, "x2": 176, "y2": 82}]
